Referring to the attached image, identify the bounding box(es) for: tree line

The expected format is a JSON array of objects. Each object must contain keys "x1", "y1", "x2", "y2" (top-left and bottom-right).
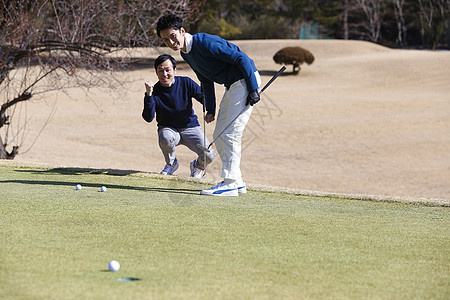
[{"x1": 194, "y1": 0, "x2": 450, "y2": 50}]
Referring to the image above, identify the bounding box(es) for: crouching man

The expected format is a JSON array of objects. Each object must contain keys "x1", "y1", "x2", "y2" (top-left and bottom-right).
[{"x1": 142, "y1": 54, "x2": 215, "y2": 178}]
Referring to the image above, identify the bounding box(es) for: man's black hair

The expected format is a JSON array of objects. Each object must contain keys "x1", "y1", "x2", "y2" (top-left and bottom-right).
[
  {"x1": 154, "y1": 54, "x2": 177, "y2": 71},
  {"x1": 156, "y1": 14, "x2": 183, "y2": 38}
]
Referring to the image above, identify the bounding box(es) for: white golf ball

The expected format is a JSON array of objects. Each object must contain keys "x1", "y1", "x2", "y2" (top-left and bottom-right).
[
  {"x1": 108, "y1": 260, "x2": 120, "y2": 272},
  {"x1": 101, "y1": 186, "x2": 107, "y2": 192},
  {"x1": 76, "y1": 184, "x2": 82, "y2": 190}
]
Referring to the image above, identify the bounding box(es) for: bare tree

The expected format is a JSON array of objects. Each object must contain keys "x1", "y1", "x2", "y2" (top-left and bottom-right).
[
  {"x1": 343, "y1": 0, "x2": 350, "y2": 40},
  {"x1": 392, "y1": 0, "x2": 407, "y2": 47},
  {"x1": 353, "y1": 0, "x2": 384, "y2": 42},
  {"x1": 418, "y1": 0, "x2": 450, "y2": 49},
  {"x1": 0, "y1": 0, "x2": 205, "y2": 159}
]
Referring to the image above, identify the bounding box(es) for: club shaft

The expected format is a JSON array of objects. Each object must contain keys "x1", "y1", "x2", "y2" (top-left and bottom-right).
[{"x1": 260, "y1": 66, "x2": 286, "y2": 93}]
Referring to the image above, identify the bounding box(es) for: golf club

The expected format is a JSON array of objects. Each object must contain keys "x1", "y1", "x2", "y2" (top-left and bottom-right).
[
  {"x1": 202, "y1": 95, "x2": 207, "y2": 177},
  {"x1": 197, "y1": 65, "x2": 286, "y2": 153}
]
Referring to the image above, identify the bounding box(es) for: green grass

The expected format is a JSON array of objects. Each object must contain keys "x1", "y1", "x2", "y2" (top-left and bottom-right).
[{"x1": 0, "y1": 164, "x2": 449, "y2": 299}]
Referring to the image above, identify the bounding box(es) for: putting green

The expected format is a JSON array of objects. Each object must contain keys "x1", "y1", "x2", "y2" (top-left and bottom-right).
[{"x1": 1, "y1": 164, "x2": 449, "y2": 299}]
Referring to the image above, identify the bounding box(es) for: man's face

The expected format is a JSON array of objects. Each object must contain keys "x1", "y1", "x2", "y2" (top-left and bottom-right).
[
  {"x1": 160, "y1": 27, "x2": 185, "y2": 51},
  {"x1": 156, "y1": 59, "x2": 176, "y2": 87}
]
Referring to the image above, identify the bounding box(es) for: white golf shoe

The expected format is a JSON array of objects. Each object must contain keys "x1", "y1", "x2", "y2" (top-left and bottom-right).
[
  {"x1": 237, "y1": 180, "x2": 247, "y2": 194},
  {"x1": 201, "y1": 180, "x2": 239, "y2": 197},
  {"x1": 160, "y1": 158, "x2": 179, "y2": 175},
  {"x1": 190, "y1": 159, "x2": 205, "y2": 179}
]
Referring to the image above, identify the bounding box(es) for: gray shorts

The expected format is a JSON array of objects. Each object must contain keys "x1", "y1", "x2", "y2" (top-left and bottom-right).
[{"x1": 158, "y1": 126, "x2": 215, "y2": 170}]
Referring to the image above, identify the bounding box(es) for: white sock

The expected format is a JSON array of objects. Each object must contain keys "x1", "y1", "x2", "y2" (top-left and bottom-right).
[
  {"x1": 235, "y1": 178, "x2": 244, "y2": 186},
  {"x1": 223, "y1": 178, "x2": 236, "y2": 185}
]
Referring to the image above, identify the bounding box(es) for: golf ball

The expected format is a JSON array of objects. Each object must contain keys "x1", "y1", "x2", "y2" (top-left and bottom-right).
[
  {"x1": 101, "y1": 186, "x2": 107, "y2": 192},
  {"x1": 76, "y1": 184, "x2": 82, "y2": 190},
  {"x1": 108, "y1": 260, "x2": 120, "y2": 272}
]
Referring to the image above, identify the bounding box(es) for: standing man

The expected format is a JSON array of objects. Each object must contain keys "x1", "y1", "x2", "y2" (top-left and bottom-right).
[
  {"x1": 142, "y1": 54, "x2": 214, "y2": 178},
  {"x1": 156, "y1": 15, "x2": 262, "y2": 197}
]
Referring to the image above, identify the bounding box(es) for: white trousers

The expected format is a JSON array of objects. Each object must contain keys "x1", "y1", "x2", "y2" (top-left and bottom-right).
[{"x1": 214, "y1": 71, "x2": 261, "y2": 180}]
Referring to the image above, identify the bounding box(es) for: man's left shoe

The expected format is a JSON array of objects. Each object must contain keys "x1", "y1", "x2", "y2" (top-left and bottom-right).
[
  {"x1": 200, "y1": 181, "x2": 238, "y2": 197},
  {"x1": 190, "y1": 159, "x2": 205, "y2": 179},
  {"x1": 237, "y1": 182, "x2": 247, "y2": 194},
  {"x1": 235, "y1": 178, "x2": 247, "y2": 194},
  {"x1": 160, "y1": 158, "x2": 179, "y2": 175}
]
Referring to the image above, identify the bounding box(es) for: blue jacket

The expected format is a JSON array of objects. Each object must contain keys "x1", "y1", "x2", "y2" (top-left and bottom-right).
[
  {"x1": 142, "y1": 76, "x2": 203, "y2": 128},
  {"x1": 181, "y1": 33, "x2": 259, "y2": 116}
]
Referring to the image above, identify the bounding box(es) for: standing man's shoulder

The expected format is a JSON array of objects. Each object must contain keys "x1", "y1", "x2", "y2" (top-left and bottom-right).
[
  {"x1": 191, "y1": 32, "x2": 226, "y2": 47},
  {"x1": 191, "y1": 32, "x2": 210, "y2": 41}
]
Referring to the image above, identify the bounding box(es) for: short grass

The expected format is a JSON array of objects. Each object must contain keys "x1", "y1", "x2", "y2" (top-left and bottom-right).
[{"x1": 0, "y1": 164, "x2": 449, "y2": 299}]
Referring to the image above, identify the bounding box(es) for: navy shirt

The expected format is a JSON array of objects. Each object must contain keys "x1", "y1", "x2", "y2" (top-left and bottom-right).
[
  {"x1": 181, "y1": 33, "x2": 259, "y2": 116},
  {"x1": 142, "y1": 76, "x2": 203, "y2": 128}
]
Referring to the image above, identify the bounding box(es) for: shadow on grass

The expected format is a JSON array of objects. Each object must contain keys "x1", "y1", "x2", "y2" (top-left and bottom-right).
[
  {"x1": 4, "y1": 167, "x2": 202, "y2": 196},
  {"x1": 13, "y1": 167, "x2": 142, "y2": 176},
  {"x1": 1, "y1": 179, "x2": 200, "y2": 195}
]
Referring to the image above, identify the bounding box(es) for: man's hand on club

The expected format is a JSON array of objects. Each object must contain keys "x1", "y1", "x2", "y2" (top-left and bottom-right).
[
  {"x1": 246, "y1": 90, "x2": 260, "y2": 106},
  {"x1": 205, "y1": 114, "x2": 215, "y2": 123},
  {"x1": 145, "y1": 81, "x2": 154, "y2": 95}
]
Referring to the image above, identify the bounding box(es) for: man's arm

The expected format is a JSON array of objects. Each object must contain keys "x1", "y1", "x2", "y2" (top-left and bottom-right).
[
  {"x1": 188, "y1": 78, "x2": 204, "y2": 105},
  {"x1": 202, "y1": 37, "x2": 259, "y2": 93},
  {"x1": 142, "y1": 81, "x2": 156, "y2": 122},
  {"x1": 187, "y1": 77, "x2": 216, "y2": 123},
  {"x1": 196, "y1": 72, "x2": 216, "y2": 116}
]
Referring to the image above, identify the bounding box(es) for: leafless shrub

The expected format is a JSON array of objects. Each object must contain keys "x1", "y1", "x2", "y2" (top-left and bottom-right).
[{"x1": 0, "y1": 0, "x2": 205, "y2": 159}]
